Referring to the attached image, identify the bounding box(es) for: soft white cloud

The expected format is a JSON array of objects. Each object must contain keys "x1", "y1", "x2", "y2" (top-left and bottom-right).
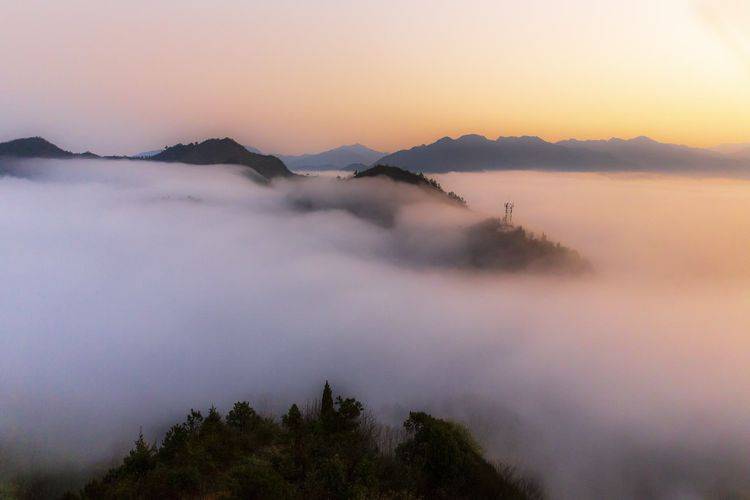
[{"x1": 1, "y1": 160, "x2": 749, "y2": 498}]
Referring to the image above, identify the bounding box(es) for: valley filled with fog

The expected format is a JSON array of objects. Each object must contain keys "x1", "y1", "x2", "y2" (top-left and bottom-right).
[{"x1": 2, "y1": 160, "x2": 750, "y2": 498}]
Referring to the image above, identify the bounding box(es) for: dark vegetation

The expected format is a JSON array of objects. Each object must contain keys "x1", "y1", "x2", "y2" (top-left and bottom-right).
[
  {"x1": 287, "y1": 165, "x2": 466, "y2": 228},
  {"x1": 59, "y1": 382, "x2": 541, "y2": 500},
  {"x1": 352, "y1": 166, "x2": 587, "y2": 272},
  {"x1": 464, "y1": 219, "x2": 589, "y2": 273},
  {"x1": 0, "y1": 137, "x2": 76, "y2": 159},
  {"x1": 0, "y1": 137, "x2": 293, "y2": 180},
  {"x1": 291, "y1": 165, "x2": 588, "y2": 273},
  {"x1": 150, "y1": 138, "x2": 294, "y2": 179},
  {"x1": 352, "y1": 165, "x2": 467, "y2": 206}
]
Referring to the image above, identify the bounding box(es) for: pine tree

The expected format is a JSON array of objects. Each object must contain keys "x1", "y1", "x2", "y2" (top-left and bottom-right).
[
  {"x1": 282, "y1": 404, "x2": 303, "y2": 432},
  {"x1": 122, "y1": 431, "x2": 156, "y2": 477},
  {"x1": 321, "y1": 381, "x2": 335, "y2": 431}
]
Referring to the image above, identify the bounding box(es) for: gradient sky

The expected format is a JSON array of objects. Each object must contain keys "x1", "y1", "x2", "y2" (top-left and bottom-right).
[{"x1": 0, "y1": 0, "x2": 748, "y2": 155}]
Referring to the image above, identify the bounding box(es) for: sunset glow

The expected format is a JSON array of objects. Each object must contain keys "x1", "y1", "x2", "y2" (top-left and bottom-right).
[
  {"x1": 4, "y1": 2, "x2": 750, "y2": 497},
  {"x1": 1, "y1": 0, "x2": 748, "y2": 155}
]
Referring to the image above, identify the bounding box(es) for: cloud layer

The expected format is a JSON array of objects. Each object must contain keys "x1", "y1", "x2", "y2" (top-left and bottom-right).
[{"x1": 1, "y1": 160, "x2": 749, "y2": 498}]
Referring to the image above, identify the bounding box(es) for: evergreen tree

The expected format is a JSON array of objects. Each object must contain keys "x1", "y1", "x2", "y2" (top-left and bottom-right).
[
  {"x1": 282, "y1": 404, "x2": 303, "y2": 432},
  {"x1": 321, "y1": 381, "x2": 335, "y2": 431},
  {"x1": 65, "y1": 383, "x2": 541, "y2": 500},
  {"x1": 122, "y1": 431, "x2": 156, "y2": 477}
]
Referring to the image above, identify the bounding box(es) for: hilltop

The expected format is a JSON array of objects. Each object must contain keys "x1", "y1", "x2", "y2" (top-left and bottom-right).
[
  {"x1": 151, "y1": 138, "x2": 293, "y2": 179},
  {"x1": 0, "y1": 137, "x2": 77, "y2": 159},
  {"x1": 290, "y1": 165, "x2": 588, "y2": 273},
  {"x1": 136, "y1": 143, "x2": 261, "y2": 158},
  {"x1": 352, "y1": 164, "x2": 467, "y2": 206},
  {"x1": 60, "y1": 382, "x2": 541, "y2": 500}
]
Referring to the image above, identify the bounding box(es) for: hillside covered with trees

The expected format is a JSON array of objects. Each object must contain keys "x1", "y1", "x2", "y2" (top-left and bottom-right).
[{"x1": 60, "y1": 383, "x2": 541, "y2": 499}]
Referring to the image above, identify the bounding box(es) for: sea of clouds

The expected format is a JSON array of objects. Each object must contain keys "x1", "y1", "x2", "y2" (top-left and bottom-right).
[{"x1": 1, "y1": 159, "x2": 750, "y2": 499}]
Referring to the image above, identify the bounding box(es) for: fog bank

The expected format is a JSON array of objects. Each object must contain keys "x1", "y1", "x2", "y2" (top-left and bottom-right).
[{"x1": 1, "y1": 160, "x2": 750, "y2": 498}]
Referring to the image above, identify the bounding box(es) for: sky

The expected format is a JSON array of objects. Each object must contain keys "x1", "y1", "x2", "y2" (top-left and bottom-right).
[{"x1": 0, "y1": 0, "x2": 748, "y2": 155}]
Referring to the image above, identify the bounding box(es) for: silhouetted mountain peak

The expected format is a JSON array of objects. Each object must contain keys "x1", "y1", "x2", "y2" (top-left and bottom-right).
[
  {"x1": 0, "y1": 137, "x2": 73, "y2": 158},
  {"x1": 354, "y1": 165, "x2": 433, "y2": 185},
  {"x1": 151, "y1": 138, "x2": 293, "y2": 179},
  {"x1": 456, "y1": 134, "x2": 489, "y2": 143},
  {"x1": 280, "y1": 143, "x2": 386, "y2": 171},
  {"x1": 340, "y1": 143, "x2": 372, "y2": 152},
  {"x1": 629, "y1": 135, "x2": 657, "y2": 144},
  {"x1": 496, "y1": 135, "x2": 547, "y2": 145}
]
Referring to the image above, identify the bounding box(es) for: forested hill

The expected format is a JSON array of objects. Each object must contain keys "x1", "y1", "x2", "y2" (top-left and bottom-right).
[
  {"x1": 151, "y1": 138, "x2": 294, "y2": 179},
  {"x1": 353, "y1": 164, "x2": 467, "y2": 206},
  {"x1": 62, "y1": 382, "x2": 542, "y2": 500},
  {"x1": 0, "y1": 137, "x2": 77, "y2": 159}
]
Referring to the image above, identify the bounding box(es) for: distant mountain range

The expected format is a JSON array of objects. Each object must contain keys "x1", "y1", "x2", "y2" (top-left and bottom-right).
[
  {"x1": 713, "y1": 142, "x2": 750, "y2": 154},
  {"x1": 280, "y1": 144, "x2": 386, "y2": 171},
  {"x1": 0, "y1": 137, "x2": 293, "y2": 179},
  {"x1": 3, "y1": 134, "x2": 749, "y2": 178},
  {"x1": 377, "y1": 135, "x2": 750, "y2": 174},
  {"x1": 713, "y1": 143, "x2": 750, "y2": 160}
]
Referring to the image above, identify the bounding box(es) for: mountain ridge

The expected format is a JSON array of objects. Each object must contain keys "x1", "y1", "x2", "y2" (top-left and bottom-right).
[
  {"x1": 3, "y1": 135, "x2": 749, "y2": 177},
  {"x1": 0, "y1": 137, "x2": 293, "y2": 180},
  {"x1": 376, "y1": 134, "x2": 749, "y2": 174},
  {"x1": 376, "y1": 134, "x2": 619, "y2": 172},
  {"x1": 281, "y1": 144, "x2": 386, "y2": 171}
]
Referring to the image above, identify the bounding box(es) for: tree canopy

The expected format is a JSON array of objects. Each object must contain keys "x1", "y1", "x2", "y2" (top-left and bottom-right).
[{"x1": 64, "y1": 383, "x2": 542, "y2": 499}]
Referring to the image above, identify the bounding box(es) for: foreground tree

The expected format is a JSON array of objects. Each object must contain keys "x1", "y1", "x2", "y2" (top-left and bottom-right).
[{"x1": 65, "y1": 382, "x2": 541, "y2": 499}]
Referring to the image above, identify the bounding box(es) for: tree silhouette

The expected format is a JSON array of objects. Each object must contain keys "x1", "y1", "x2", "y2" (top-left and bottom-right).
[
  {"x1": 65, "y1": 382, "x2": 541, "y2": 499},
  {"x1": 321, "y1": 380, "x2": 335, "y2": 431}
]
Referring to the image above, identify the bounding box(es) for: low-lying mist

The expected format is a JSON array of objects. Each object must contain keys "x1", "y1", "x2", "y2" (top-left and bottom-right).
[{"x1": 2, "y1": 159, "x2": 750, "y2": 498}]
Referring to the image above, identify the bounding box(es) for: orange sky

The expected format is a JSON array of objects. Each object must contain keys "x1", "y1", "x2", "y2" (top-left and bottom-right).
[{"x1": 0, "y1": 0, "x2": 748, "y2": 155}]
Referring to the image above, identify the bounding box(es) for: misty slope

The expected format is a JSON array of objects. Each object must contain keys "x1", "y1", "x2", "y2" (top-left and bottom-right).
[
  {"x1": 353, "y1": 164, "x2": 467, "y2": 206},
  {"x1": 0, "y1": 137, "x2": 76, "y2": 159},
  {"x1": 378, "y1": 134, "x2": 748, "y2": 174},
  {"x1": 288, "y1": 165, "x2": 587, "y2": 273},
  {"x1": 151, "y1": 138, "x2": 293, "y2": 179},
  {"x1": 281, "y1": 144, "x2": 386, "y2": 170}
]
